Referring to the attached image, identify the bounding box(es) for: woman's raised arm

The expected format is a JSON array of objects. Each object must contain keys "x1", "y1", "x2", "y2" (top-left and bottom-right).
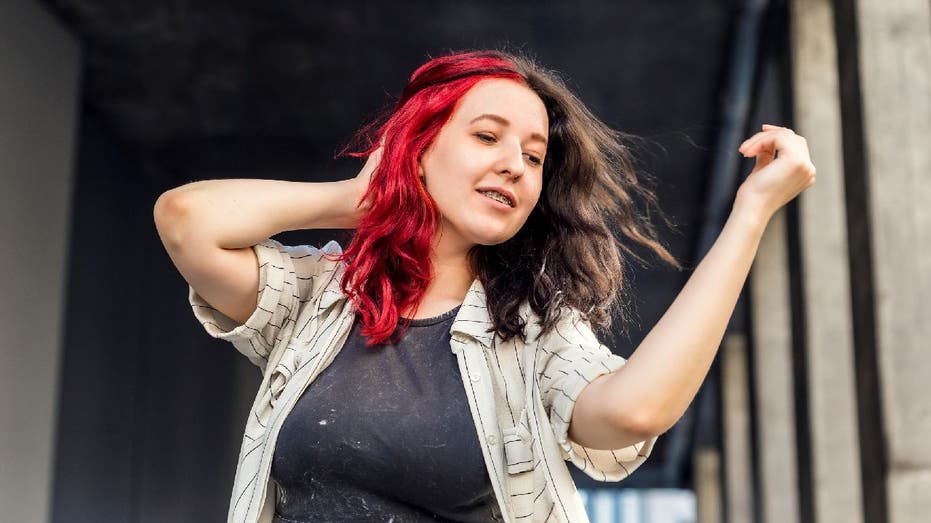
[
  {"x1": 569, "y1": 124, "x2": 816, "y2": 449},
  {"x1": 153, "y1": 148, "x2": 380, "y2": 324}
]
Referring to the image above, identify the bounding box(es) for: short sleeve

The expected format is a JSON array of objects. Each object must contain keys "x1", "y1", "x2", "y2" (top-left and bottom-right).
[
  {"x1": 188, "y1": 238, "x2": 343, "y2": 372},
  {"x1": 536, "y1": 310, "x2": 657, "y2": 482}
]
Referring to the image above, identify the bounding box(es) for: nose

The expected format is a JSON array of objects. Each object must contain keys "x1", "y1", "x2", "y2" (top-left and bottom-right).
[{"x1": 495, "y1": 140, "x2": 526, "y2": 181}]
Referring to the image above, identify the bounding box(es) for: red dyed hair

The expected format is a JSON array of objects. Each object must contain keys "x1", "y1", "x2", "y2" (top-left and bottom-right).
[{"x1": 338, "y1": 51, "x2": 523, "y2": 345}]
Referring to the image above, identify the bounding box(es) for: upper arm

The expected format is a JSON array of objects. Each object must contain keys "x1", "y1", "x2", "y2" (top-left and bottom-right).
[
  {"x1": 154, "y1": 190, "x2": 260, "y2": 325},
  {"x1": 173, "y1": 245, "x2": 259, "y2": 326},
  {"x1": 569, "y1": 370, "x2": 656, "y2": 450},
  {"x1": 537, "y1": 310, "x2": 658, "y2": 481}
]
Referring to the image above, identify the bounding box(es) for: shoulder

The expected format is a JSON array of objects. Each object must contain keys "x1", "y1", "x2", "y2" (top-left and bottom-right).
[
  {"x1": 521, "y1": 304, "x2": 597, "y2": 348},
  {"x1": 259, "y1": 238, "x2": 344, "y2": 276},
  {"x1": 263, "y1": 238, "x2": 343, "y2": 261},
  {"x1": 257, "y1": 238, "x2": 347, "y2": 306}
]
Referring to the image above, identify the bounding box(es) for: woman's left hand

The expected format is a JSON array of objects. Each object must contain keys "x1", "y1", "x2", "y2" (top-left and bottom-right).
[{"x1": 735, "y1": 123, "x2": 817, "y2": 221}]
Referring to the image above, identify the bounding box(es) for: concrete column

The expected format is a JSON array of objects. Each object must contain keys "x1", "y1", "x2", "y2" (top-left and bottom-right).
[
  {"x1": 790, "y1": 1, "x2": 863, "y2": 522},
  {"x1": 721, "y1": 333, "x2": 754, "y2": 523},
  {"x1": 749, "y1": 209, "x2": 801, "y2": 523},
  {"x1": 854, "y1": 1, "x2": 931, "y2": 521},
  {"x1": 0, "y1": 1, "x2": 81, "y2": 522},
  {"x1": 694, "y1": 447, "x2": 723, "y2": 523}
]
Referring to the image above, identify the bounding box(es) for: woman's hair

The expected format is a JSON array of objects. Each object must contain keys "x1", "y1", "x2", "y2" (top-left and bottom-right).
[{"x1": 338, "y1": 49, "x2": 679, "y2": 345}]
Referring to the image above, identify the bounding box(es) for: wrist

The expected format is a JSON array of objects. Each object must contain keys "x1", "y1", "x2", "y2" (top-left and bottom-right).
[
  {"x1": 730, "y1": 195, "x2": 772, "y2": 234},
  {"x1": 330, "y1": 178, "x2": 368, "y2": 228},
  {"x1": 349, "y1": 176, "x2": 371, "y2": 215}
]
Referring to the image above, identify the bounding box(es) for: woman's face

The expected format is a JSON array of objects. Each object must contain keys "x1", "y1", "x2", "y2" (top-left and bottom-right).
[{"x1": 418, "y1": 78, "x2": 549, "y2": 255}]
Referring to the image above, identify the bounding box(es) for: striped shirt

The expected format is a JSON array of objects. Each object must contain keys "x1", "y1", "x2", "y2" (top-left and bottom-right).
[{"x1": 190, "y1": 239, "x2": 656, "y2": 523}]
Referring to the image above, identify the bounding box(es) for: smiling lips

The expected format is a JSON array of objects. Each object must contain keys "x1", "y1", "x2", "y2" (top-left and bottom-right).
[{"x1": 477, "y1": 189, "x2": 516, "y2": 207}]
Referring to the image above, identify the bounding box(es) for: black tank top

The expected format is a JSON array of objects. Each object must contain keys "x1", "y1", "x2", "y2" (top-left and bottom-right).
[{"x1": 270, "y1": 306, "x2": 501, "y2": 522}]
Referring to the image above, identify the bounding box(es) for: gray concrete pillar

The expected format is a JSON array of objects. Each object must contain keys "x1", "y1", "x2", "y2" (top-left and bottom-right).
[
  {"x1": 749, "y1": 209, "x2": 801, "y2": 523},
  {"x1": 854, "y1": 1, "x2": 931, "y2": 521},
  {"x1": 0, "y1": 1, "x2": 81, "y2": 522},
  {"x1": 722, "y1": 333, "x2": 754, "y2": 523},
  {"x1": 790, "y1": 1, "x2": 864, "y2": 522},
  {"x1": 694, "y1": 447, "x2": 723, "y2": 523}
]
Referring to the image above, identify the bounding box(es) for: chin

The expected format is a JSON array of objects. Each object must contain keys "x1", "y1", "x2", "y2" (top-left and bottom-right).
[
  {"x1": 472, "y1": 230, "x2": 519, "y2": 246},
  {"x1": 449, "y1": 217, "x2": 527, "y2": 248}
]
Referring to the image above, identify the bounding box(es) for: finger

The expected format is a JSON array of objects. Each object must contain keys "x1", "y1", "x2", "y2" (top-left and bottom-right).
[
  {"x1": 739, "y1": 132, "x2": 764, "y2": 154},
  {"x1": 739, "y1": 130, "x2": 778, "y2": 155},
  {"x1": 742, "y1": 129, "x2": 799, "y2": 158},
  {"x1": 741, "y1": 124, "x2": 796, "y2": 152},
  {"x1": 745, "y1": 139, "x2": 783, "y2": 160},
  {"x1": 753, "y1": 148, "x2": 774, "y2": 170},
  {"x1": 742, "y1": 133, "x2": 778, "y2": 156},
  {"x1": 762, "y1": 124, "x2": 799, "y2": 136},
  {"x1": 761, "y1": 123, "x2": 789, "y2": 131},
  {"x1": 739, "y1": 127, "x2": 781, "y2": 152}
]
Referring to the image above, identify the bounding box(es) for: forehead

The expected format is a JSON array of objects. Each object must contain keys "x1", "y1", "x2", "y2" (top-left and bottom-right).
[{"x1": 452, "y1": 78, "x2": 549, "y2": 138}]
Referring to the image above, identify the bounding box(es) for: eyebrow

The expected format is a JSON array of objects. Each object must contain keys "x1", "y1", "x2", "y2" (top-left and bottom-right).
[{"x1": 468, "y1": 113, "x2": 548, "y2": 146}]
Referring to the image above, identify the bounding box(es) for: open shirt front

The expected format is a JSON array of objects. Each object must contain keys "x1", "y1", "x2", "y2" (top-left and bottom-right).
[{"x1": 189, "y1": 238, "x2": 656, "y2": 523}]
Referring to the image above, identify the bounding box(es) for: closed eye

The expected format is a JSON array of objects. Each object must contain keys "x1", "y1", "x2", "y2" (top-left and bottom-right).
[{"x1": 476, "y1": 132, "x2": 544, "y2": 167}]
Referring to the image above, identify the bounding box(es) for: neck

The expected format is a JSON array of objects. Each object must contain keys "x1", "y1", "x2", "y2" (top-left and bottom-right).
[
  {"x1": 403, "y1": 232, "x2": 475, "y2": 319},
  {"x1": 430, "y1": 249, "x2": 474, "y2": 298}
]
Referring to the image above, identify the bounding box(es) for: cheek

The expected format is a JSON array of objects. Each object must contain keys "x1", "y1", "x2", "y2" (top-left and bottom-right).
[
  {"x1": 526, "y1": 178, "x2": 544, "y2": 206},
  {"x1": 525, "y1": 197, "x2": 542, "y2": 219},
  {"x1": 420, "y1": 146, "x2": 462, "y2": 187}
]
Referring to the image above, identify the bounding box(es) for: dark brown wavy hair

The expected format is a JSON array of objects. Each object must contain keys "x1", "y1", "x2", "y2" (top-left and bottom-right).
[{"x1": 343, "y1": 49, "x2": 680, "y2": 343}]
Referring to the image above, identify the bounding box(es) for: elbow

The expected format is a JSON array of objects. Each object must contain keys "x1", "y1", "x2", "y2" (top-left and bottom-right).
[
  {"x1": 154, "y1": 190, "x2": 194, "y2": 251},
  {"x1": 623, "y1": 407, "x2": 669, "y2": 440}
]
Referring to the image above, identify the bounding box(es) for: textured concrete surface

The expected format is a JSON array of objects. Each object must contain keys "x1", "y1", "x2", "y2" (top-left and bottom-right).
[
  {"x1": 791, "y1": 0, "x2": 864, "y2": 522},
  {"x1": 856, "y1": 0, "x2": 931, "y2": 521},
  {"x1": 750, "y1": 209, "x2": 801, "y2": 523},
  {"x1": 722, "y1": 333, "x2": 754, "y2": 523}
]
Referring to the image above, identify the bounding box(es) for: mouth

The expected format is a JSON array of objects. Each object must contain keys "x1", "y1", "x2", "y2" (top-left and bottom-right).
[{"x1": 477, "y1": 189, "x2": 515, "y2": 208}]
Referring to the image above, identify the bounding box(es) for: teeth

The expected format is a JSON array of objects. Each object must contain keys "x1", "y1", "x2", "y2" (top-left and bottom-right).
[{"x1": 480, "y1": 190, "x2": 512, "y2": 207}]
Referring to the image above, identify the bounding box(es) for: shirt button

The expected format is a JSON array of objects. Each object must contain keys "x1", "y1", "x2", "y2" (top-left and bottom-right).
[
  {"x1": 471, "y1": 374, "x2": 481, "y2": 383},
  {"x1": 487, "y1": 435, "x2": 497, "y2": 445}
]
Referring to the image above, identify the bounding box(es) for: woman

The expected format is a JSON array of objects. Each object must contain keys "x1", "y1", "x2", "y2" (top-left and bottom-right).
[{"x1": 154, "y1": 50, "x2": 815, "y2": 523}]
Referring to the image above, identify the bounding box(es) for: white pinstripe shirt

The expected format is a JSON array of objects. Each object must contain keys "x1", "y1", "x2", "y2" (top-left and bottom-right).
[{"x1": 190, "y1": 239, "x2": 656, "y2": 523}]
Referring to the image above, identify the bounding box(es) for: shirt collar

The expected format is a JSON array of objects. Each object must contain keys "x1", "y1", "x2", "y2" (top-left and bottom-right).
[
  {"x1": 318, "y1": 262, "x2": 349, "y2": 311},
  {"x1": 450, "y1": 279, "x2": 495, "y2": 349},
  {"x1": 323, "y1": 268, "x2": 496, "y2": 349}
]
